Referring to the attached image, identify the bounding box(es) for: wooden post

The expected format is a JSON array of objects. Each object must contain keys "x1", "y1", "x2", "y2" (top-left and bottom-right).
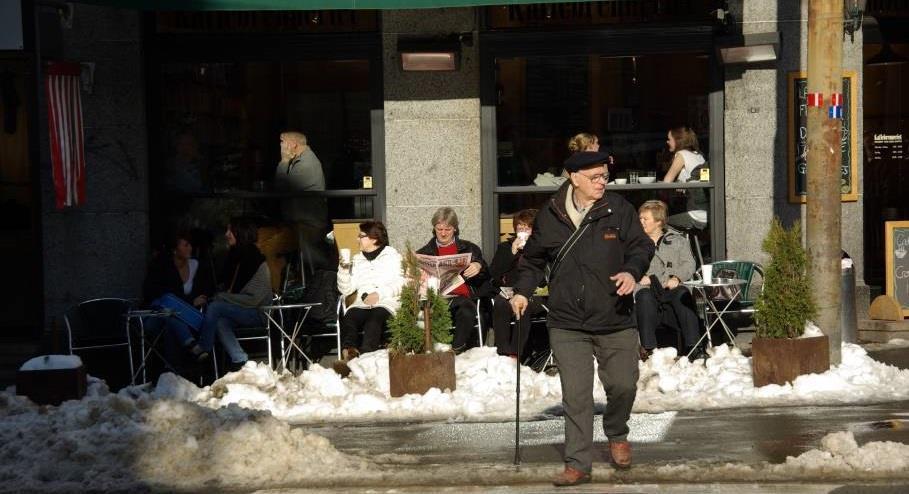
[
  {"x1": 806, "y1": 0, "x2": 843, "y2": 364},
  {"x1": 423, "y1": 300, "x2": 433, "y2": 353}
]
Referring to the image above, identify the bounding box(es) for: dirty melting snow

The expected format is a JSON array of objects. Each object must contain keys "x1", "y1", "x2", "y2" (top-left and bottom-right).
[
  {"x1": 2, "y1": 342, "x2": 909, "y2": 491},
  {"x1": 0, "y1": 379, "x2": 377, "y2": 492},
  {"x1": 178, "y1": 343, "x2": 909, "y2": 423}
]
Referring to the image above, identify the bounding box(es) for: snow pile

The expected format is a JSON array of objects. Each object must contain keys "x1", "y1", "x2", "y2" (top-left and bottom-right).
[
  {"x1": 776, "y1": 431, "x2": 909, "y2": 477},
  {"x1": 19, "y1": 355, "x2": 83, "y2": 372},
  {"x1": 634, "y1": 343, "x2": 909, "y2": 412},
  {"x1": 0, "y1": 379, "x2": 377, "y2": 492},
  {"x1": 143, "y1": 343, "x2": 909, "y2": 424},
  {"x1": 176, "y1": 347, "x2": 564, "y2": 424}
]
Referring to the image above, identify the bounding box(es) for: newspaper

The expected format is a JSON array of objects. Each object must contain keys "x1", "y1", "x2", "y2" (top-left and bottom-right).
[{"x1": 416, "y1": 252, "x2": 472, "y2": 296}]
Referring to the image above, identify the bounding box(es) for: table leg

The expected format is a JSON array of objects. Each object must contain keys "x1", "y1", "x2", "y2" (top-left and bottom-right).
[
  {"x1": 125, "y1": 316, "x2": 136, "y2": 385},
  {"x1": 705, "y1": 295, "x2": 741, "y2": 349}
]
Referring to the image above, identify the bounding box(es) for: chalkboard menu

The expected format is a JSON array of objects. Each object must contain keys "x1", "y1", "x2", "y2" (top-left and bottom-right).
[
  {"x1": 873, "y1": 133, "x2": 905, "y2": 161},
  {"x1": 885, "y1": 221, "x2": 909, "y2": 317},
  {"x1": 787, "y1": 71, "x2": 858, "y2": 203}
]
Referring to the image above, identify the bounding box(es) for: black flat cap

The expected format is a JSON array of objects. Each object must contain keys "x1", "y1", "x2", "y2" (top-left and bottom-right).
[{"x1": 563, "y1": 151, "x2": 610, "y2": 173}]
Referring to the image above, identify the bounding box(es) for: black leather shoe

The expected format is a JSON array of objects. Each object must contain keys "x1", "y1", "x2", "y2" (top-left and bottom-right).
[{"x1": 227, "y1": 360, "x2": 247, "y2": 373}]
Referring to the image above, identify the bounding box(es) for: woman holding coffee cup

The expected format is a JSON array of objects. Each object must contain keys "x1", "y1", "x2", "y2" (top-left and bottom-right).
[
  {"x1": 486, "y1": 209, "x2": 547, "y2": 359},
  {"x1": 336, "y1": 220, "x2": 404, "y2": 363}
]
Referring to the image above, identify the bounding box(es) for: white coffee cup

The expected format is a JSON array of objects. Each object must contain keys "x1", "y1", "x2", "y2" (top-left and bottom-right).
[
  {"x1": 516, "y1": 231, "x2": 529, "y2": 246},
  {"x1": 340, "y1": 248, "x2": 351, "y2": 264},
  {"x1": 701, "y1": 264, "x2": 713, "y2": 283}
]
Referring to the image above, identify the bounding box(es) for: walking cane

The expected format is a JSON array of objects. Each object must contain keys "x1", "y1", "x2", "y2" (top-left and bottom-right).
[{"x1": 514, "y1": 310, "x2": 522, "y2": 466}]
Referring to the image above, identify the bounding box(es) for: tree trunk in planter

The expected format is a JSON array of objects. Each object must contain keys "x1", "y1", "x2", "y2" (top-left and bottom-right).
[
  {"x1": 388, "y1": 351, "x2": 456, "y2": 397},
  {"x1": 751, "y1": 335, "x2": 830, "y2": 387}
]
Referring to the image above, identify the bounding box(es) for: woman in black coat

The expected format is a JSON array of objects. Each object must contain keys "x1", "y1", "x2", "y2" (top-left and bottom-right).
[
  {"x1": 143, "y1": 230, "x2": 215, "y2": 361},
  {"x1": 488, "y1": 209, "x2": 547, "y2": 358}
]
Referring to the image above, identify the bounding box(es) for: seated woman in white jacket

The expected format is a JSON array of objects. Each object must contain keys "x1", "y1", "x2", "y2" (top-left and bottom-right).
[{"x1": 336, "y1": 220, "x2": 404, "y2": 361}]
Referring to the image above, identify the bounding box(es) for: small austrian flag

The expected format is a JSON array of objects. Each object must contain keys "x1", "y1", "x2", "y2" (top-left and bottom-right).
[
  {"x1": 807, "y1": 93, "x2": 823, "y2": 107},
  {"x1": 828, "y1": 105, "x2": 843, "y2": 119},
  {"x1": 830, "y1": 93, "x2": 843, "y2": 106}
]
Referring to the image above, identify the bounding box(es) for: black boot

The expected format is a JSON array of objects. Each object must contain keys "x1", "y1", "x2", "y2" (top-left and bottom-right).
[{"x1": 686, "y1": 346, "x2": 708, "y2": 362}]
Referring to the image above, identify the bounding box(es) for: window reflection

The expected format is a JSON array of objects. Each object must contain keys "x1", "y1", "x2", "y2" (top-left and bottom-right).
[
  {"x1": 153, "y1": 60, "x2": 375, "y2": 247},
  {"x1": 157, "y1": 60, "x2": 371, "y2": 194},
  {"x1": 495, "y1": 53, "x2": 709, "y2": 185}
]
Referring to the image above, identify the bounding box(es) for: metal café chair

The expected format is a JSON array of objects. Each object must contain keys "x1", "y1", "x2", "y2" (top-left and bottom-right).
[{"x1": 64, "y1": 298, "x2": 135, "y2": 386}]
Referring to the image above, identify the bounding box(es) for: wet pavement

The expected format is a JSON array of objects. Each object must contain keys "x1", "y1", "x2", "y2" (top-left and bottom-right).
[
  {"x1": 307, "y1": 400, "x2": 909, "y2": 467},
  {"x1": 279, "y1": 400, "x2": 909, "y2": 493}
]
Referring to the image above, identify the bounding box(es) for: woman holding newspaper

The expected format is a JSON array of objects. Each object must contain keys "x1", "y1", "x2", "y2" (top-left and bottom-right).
[
  {"x1": 417, "y1": 207, "x2": 490, "y2": 354},
  {"x1": 336, "y1": 220, "x2": 404, "y2": 363}
]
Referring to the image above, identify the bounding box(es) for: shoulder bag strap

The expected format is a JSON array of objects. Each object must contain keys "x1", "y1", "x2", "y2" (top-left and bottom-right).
[{"x1": 547, "y1": 222, "x2": 590, "y2": 283}]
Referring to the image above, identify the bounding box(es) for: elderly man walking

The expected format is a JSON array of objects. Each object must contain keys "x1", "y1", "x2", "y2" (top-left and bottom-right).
[{"x1": 510, "y1": 151, "x2": 653, "y2": 486}]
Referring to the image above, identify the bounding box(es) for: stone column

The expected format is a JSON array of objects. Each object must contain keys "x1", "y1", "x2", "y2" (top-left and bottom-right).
[
  {"x1": 382, "y1": 9, "x2": 482, "y2": 254},
  {"x1": 40, "y1": 5, "x2": 149, "y2": 326},
  {"x1": 724, "y1": 0, "x2": 864, "y2": 281}
]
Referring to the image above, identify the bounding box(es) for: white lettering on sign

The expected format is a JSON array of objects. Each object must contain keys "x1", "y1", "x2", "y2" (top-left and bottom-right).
[{"x1": 874, "y1": 133, "x2": 903, "y2": 143}]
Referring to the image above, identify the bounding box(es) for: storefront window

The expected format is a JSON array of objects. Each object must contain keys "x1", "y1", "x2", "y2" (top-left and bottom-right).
[
  {"x1": 151, "y1": 58, "x2": 376, "y2": 246},
  {"x1": 493, "y1": 51, "x2": 714, "y2": 257},
  {"x1": 157, "y1": 60, "x2": 371, "y2": 193},
  {"x1": 496, "y1": 53, "x2": 709, "y2": 186}
]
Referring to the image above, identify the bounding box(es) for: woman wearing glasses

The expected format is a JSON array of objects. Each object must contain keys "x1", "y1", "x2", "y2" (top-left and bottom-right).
[
  {"x1": 336, "y1": 220, "x2": 404, "y2": 363},
  {"x1": 417, "y1": 207, "x2": 490, "y2": 354}
]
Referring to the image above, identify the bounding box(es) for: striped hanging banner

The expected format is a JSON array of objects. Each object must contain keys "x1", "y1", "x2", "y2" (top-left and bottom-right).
[{"x1": 45, "y1": 62, "x2": 85, "y2": 208}]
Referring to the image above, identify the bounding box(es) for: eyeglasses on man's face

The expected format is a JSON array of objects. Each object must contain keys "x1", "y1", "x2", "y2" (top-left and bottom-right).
[
  {"x1": 575, "y1": 171, "x2": 609, "y2": 183},
  {"x1": 357, "y1": 232, "x2": 369, "y2": 239}
]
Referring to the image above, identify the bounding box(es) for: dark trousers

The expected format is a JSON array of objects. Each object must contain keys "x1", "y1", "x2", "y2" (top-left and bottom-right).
[
  {"x1": 635, "y1": 286, "x2": 701, "y2": 350},
  {"x1": 340, "y1": 307, "x2": 391, "y2": 353},
  {"x1": 549, "y1": 327, "x2": 639, "y2": 474},
  {"x1": 448, "y1": 296, "x2": 478, "y2": 350},
  {"x1": 492, "y1": 295, "x2": 545, "y2": 357}
]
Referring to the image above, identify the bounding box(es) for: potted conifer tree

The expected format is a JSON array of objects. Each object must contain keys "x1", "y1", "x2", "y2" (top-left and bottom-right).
[
  {"x1": 751, "y1": 218, "x2": 829, "y2": 386},
  {"x1": 387, "y1": 244, "x2": 456, "y2": 397}
]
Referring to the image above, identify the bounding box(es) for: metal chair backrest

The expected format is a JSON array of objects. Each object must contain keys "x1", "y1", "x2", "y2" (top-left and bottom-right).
[
  {"x1": 301, "y1": 294, "x2": 343, "y2": 357},
  {"x1": 63, "y1": 297, "x2": 135, "y2": 388},
  {"x1": 64, "y1": 298, "x2": 133, "y2": 348},
  {"x1": 709, "y1": 260, "x2": 761, "y2": 303}
]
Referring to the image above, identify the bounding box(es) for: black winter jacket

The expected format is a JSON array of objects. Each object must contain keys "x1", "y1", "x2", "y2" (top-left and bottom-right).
[
  {"x1": 513, "y1": 184, "x2": 654, "y2": 333},
  {"x1": 417, "y1": 237, "x2": 490, "y2": 299},
  {"x1": 143, "y1": 254, "x2": 215, "y2": 307}
]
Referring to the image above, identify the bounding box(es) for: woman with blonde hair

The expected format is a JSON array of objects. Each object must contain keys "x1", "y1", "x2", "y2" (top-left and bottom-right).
[
  {"x1": 564, "y1": 132, "x2": 611, "y2": 178},
  {"x1": 567, "y1": 132, "x2": 599, "y2": 153},
  {"x1": 635, "y1": 200, "x2": 702, "y2": 361},
  {"x1": 662, "y1": 126, "x2": 708, "y2": 229}
]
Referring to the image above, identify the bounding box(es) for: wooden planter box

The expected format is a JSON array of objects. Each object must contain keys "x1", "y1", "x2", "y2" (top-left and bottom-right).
[
  {"x1": 751, "y1": 335, "x2": 830, "y2": 387},
  {"x1": 17, "y1": 365, "x2": 87, "y2": 406},
  {"x1": 388, "y1": 351, "x2": 456, "y2": 398}
]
